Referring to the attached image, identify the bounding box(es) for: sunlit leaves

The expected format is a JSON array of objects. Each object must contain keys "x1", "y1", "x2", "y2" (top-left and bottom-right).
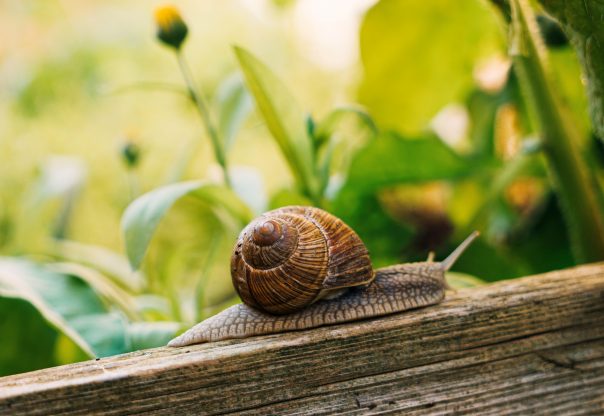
[
  {"x1": 127, "y1": 321, "x2": 182, "y2": 350},
  {"x1": 359, "y1": 0, "x2": 504, "y2": 133},
  {"x1": 332, "y1": 132, "x2": 475, "y2": 266},
  {"x1": 344, "y1": 132, "x2": 472, "y2": 192},
  {"x1": 52, "y1": 240, "x2": 146, "y2": 292},
  {"x1": 215, "y1": 74, "x2": 254, "y2": 151},
  {"x1": 0, "y1": 258, "x2": 118, "y2": 357},
  {"x1": 446, "y1": 272, "x2": 487, "y2": 289},
  {"x1": 0, "y1": 258, "x2": 182, "y2": 360},
  {"x1": 230, "y1": 167, "x2": 267, "y2": 215},
  {"x1": 122, "y1": 180, "x2": 252, "y2": 269},
  {"x1": 234, "y1": 47, "x2": 320, "y2": 203}
]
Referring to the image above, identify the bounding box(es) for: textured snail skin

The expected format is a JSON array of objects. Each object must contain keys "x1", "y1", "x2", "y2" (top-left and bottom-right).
[{"x1": 168, "y1": 262, "x2": 446, "y2": 347}]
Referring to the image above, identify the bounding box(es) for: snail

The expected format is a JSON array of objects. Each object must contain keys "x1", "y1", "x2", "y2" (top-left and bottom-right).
[{"x1": 168, "y1": 206, "x2": 478, "y2": 347}]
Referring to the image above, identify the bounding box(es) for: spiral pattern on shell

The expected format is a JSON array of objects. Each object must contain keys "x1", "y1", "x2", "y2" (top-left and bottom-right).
[{"x1": 230, "y1": 206, "x2": 374, "y2": 314}]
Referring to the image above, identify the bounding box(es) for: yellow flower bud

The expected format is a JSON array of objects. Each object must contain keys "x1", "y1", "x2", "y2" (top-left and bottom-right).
[{"x1": 154, "y1": 5, "x2": 188, "y2": 50}]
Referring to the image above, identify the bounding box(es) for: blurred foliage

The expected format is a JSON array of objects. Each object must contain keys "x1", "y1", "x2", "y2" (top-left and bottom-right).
[
  {"x1": 359, "y1": 0, "x2": 505, "y2": 134},
  {"x1": 1, "y1": 0, "x2": 603, "y2": 377},
  {"x1": 537, "y1": 0, "x2": 604, "y2": 138}
]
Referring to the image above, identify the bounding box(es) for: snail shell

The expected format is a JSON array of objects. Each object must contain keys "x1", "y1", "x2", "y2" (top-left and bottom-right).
[{"x1": 230, "y1": 206, "x2": 374, "y2": 314}]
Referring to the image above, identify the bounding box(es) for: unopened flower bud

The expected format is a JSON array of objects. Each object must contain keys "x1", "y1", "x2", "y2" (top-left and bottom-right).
[
  {"x1": 120, "y1": 141, "x2": 141, "y2": 168},
  {"x1": 154, "y1": 5, "x2": 188, "y2": 50}
]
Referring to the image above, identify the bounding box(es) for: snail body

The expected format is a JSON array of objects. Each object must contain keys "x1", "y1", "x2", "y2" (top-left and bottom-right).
[{"x1": 168, "y1": 206, "x2": 478, "y2": 347}]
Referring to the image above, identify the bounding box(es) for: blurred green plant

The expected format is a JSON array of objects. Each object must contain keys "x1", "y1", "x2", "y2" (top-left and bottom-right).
[
  {"x1": 1, "y1": 0, "x2": 603, "y2": 377},
  {"x1": 507, "y1": 0, "x2": 604, "y2": 262},
  {"x1": 536, "y1": 0, "x2": 604, "y2": 139}
]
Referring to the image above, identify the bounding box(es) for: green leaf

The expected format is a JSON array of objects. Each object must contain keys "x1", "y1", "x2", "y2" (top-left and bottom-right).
[
  {"x1": 359, "y1": 0, "x2": 504, "y2": 133},
  {"x1": 332, "y1": 192, "x2": 413, "y2": 266},
  {"x1": 68, "y1": 313, "x2": 127, "y2": 357},
  {"x1": 0, "y1": 297, "x2": 58, "y2": 376},
  {"x1": 446, "y1": 272, "x2": 487, "y2": 289},
  {"x1": 52, "y1": 240, "x2": 146, "y2": 292},
  {"x1": 230, "y1": 166, "x2": 267, "y2": 214},
  {"x1": 448, "y1": 236, "x2": 525, "y2": 280},
  {"x1": 268, "y1": 189, "x2": 313, "y2": 210},
  {"x1": 51, "y1": 262, "x2": 139, "y2": 320},
  {"x1": 127, "y1": 321, "x2": 182, "y2": 350},
  {"x1": 0, "y1": 258, "x2": 126, "y2": 357},
  {"x1": 196, "y1": 184, "x2": 255, "y2": 227},
  {"x1": 134, "y1": 294, "x2": 172, "y2": 319},
  {"x1": 215, "y1": 73, "x2": 254, "y2": 150},
  {"x1": 314, "y1": 106, "x2": 378, "y2": 147},
  {"x1": 505, "y1": 193, "x2": 574, "y2": 274},
  {"x1": 234, "y1": 46, "x2": 320, "y2": 202},
  {"x1": 122, "y1": 181, "x2": 204, "y2": 269},
  {"x1": 121, "y1": 180, "x2": 253, "y2": 269},
  {"x1": 343, "y1": 132, "x2": 472, "y2": 192}
]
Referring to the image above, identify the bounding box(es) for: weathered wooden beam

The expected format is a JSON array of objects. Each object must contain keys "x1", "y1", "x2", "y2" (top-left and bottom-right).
[{"x1": 0, "y1": 264, "x2": 603, "y2": 415}]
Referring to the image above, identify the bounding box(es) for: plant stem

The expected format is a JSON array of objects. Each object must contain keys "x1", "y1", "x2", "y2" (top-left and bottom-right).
[
  {"x1": 510, "y1": 0, "x2": 604, "y2": 262},
  {"x1": 176, "y1": 51, "x2": 232, "y2": 187},
  {"x1": 126, "y1": 170, "x2": 139, "y2": 202}
]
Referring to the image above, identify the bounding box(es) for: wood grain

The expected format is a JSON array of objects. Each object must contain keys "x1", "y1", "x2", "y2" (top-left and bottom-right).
[{"x1": 1, "y1": 263, "x2": 603, "y2": 415}]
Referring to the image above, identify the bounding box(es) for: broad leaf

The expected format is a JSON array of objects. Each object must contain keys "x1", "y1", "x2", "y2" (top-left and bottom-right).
[
  {"x1": 343, "y1": 132, "x2": 472, "y2": 192},
  {"x1": 122, "y1": 181, "x2": 205, "y2": 269},
  {"x1": 359, "y1": 0, "x2": 504, "y2": 133},
  {"x1": 52, "y1": 240, "x2": 146, "y2": 292},
  {"x1": 0, "y1": 258, "x2": 126, "y2": 357},
  {"x1": 314, "y1": 106, "x2": 378, "y2": 147},
  {"x1": 505, "y1": 193, "x2": 574, "y2": 274},
  {"x1": 0, "y1": 297, "x2": 58, "y2": 376},
  {"x1": 234, "y1": 47, "x2": 320, "y2": 202},
  {"x1": 447, "y1": 235, "x2": 525, "y2": 280},
  {"x1": 51, "y1": 262, "x2": 138, "y2": 319},
  {"x1": 268, "y1": 189, "x2": 313, "y2": 210},
  {"x1": 127, "y1": 321, "x2": 182, "y2": 350},
  {"x1": 215, "y1": 73, "x2": 254, "y2": 150},
  {"x1": 230, "y1": 166, "x2": 267, "y2": 215},
  {"x1": 122, "y1": 181, "x2": 253, "y2": 269},
  {"x1": 68, "y1": 313, "x2": 127, "y2": 357},
  {"x1": 446, "y1": 272, "x2": 487, "y2": 289},
  {"x1": 332, "y1": 192, "x2": 413, "y2": 267},
  {"x1": 332, "y1": 132, "x2": 487, "y2": 268},
  {"x1": 134, "y1": 294, "x2": 173, "y2": 319}
]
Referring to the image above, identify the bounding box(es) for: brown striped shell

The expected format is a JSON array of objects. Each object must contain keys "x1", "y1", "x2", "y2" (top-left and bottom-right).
[{"x1": 230, "y1": 206, "x2": 374, "y2": 315}]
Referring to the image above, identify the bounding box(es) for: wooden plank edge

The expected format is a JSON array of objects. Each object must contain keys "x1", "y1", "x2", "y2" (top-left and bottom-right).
[{"x1": 0, "y1": 263, "x2": 602, "y2": 415}]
